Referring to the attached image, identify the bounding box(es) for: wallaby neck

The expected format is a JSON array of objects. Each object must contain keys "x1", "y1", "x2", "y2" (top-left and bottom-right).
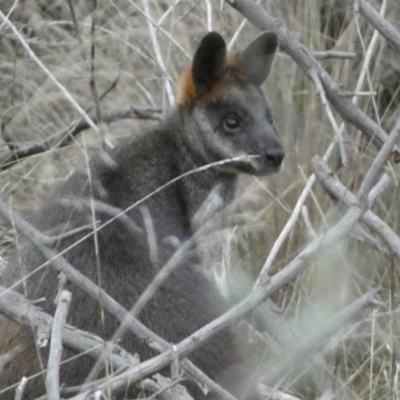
[{"x1": 165, "y1": 108, "x2": 238, "y2": 220}]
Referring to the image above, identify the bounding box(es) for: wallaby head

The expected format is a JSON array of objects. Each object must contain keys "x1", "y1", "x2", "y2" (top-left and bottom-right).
[{"x1": 177, "y1": 31, "x2": 284, "y2": 176}]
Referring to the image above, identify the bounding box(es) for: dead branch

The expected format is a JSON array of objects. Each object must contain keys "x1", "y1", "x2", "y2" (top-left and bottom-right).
[
  {"x1": 0, "y1": 105, "x2": 162, "y2": 171},
  {"x1": 46, "y1": 290, "x2": 72, "y2": 400},
  {"x1": 0, "y1": 285, "x2": 133, "y2": 371},
  {"x1": 357, "y1": 117, "x2": 400, "y2": 205},
  {"x1": 313, "y1": 159, "x2": 400, "y2": 260},
  {"x1": 0, "y1": 283, "x2": 198, "y2": 400},
  {"x1": 350, "y1": 0, "x2": 400, "y2": 57},
  {"x1": 14, "y1": 378, "x2": 28, "y2": 400},
  {"x1": 141, "y1": 375, "x2": 193, "y2": 400}
]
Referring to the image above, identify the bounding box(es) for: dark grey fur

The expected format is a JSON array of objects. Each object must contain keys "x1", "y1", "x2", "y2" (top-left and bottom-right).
[{"x1": 0, "y1": 32, "x2": 284, "y2": 399}]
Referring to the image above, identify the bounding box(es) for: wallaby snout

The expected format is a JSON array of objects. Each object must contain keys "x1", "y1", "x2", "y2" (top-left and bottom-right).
[
  {"x1": 264, "y1": 130, "x2": 285, "y2": 170},
  {"x1": 265, "y1": 144, "x2": 285, "y2": 169}
]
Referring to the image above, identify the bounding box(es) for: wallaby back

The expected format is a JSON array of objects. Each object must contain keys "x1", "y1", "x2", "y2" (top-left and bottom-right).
[{"x1": 0, "y1": 31, "x2": 284, "y2": 399}]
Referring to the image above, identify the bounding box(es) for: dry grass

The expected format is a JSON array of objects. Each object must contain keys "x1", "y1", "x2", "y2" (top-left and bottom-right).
[{"x1": 0, "y1": 0, "x2": 399, "y2": 399}]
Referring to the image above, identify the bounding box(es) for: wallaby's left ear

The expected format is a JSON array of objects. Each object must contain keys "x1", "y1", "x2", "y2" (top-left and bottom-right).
[
  {"x1": 240, "y1": 32, "x2": 278, "y2": 86},
  {"x1": 192, "y1": 32, "x2": 227, "y2": 94}
]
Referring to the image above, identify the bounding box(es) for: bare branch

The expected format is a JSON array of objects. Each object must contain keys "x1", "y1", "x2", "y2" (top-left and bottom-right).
[
  {"x1": 89, "y1": 0, "x2": 106, "y2": 149},
  {"x1": 124, "y1": 0, "x2": 191, "y2": 60},
  {"x1": 141, "y1": 375, "x2": 193, "y2": 400},
  {"x1": 309, "y1": 69, "x2": 347, "y2": 165},
  {"x1": 258, "y1": 386, "x2": 302, "y2": 400},
  {"x1": 46, "y1": 290, "x2": 72, "y2": 400},
  {"x1": 0, "y1": 105, "x2": 161, "y2": 171},
  {"x1": 351, "y1": 0, "x2": 400, "y2": 57},
  {"x1": 256, "y1": 173, "x2": 318, "y2": 281},
  {"x1": 357, "y1": 117, "x2": 400, "y2": 206},
  {"x1": 0, "y1": 285, "x2": 132, "y2": 372},
  {"x1": 313, "y1": 158, "x2": 400, "y2": 260},
  {"x1": 67, "y1": 0, "x2": 87, "y2": 62},
  {"x1": 141, "y1": 0, "x2": 175, "y2": 106}
]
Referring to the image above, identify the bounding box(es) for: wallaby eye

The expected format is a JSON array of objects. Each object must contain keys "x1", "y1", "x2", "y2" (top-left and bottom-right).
[{"x1": 223, "y1": 115, "x2": 241, "y2": 131}]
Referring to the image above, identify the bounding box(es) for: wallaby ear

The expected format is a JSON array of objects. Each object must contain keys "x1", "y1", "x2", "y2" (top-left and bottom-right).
[
  {"x1": 192, "y1": 32, "x2": 227, "y2": 94},
  {"x1": 240, "y1": 32, "x2": 278, "y2": 86}
]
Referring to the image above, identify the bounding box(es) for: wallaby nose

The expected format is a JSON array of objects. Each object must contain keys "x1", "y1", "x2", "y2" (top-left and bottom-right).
[{"x1": 265, "y1": 147, "x2": 285, "y2": 167}]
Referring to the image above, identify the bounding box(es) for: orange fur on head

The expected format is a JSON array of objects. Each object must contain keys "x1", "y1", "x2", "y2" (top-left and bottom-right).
[
  {"x1": 227, "y1": 56, "x2": 246, "y2": 75},
  {"x1": 176, "y1": 66, "x2": 197, "y2": 107},
  {"x1": 176, "y1": 56, "x2": 246, "y2": 108}
]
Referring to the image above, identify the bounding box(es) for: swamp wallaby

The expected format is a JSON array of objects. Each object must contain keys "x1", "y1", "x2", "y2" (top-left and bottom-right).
[{"x1": 0, "y1": 31, "x2": 284, "y2": 399}]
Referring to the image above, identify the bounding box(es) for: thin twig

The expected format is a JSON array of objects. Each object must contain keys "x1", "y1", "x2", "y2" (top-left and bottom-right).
[
  {"x1": 125, "y1": 0, "x2": 191, "y2": 60},
  {"x1": 0, "y1": 10, "x2": 99, "y2": 136},
  {"x1": 45, "y1": 224, "x2": 97, "y2": 246},
  {"x1": 357, "y1": 117, "x2": 400, "y2": 206},
  {"x1": 313, "y1": 50, "x2": 357, "y2": 60},
  {"x1": 258, "y1": 386, "x2": 301, "y2": 400},
  {"x1": 205, "y1": 0, "x2": 213, "y2": 31},
  {"x1": 309, "y1": 69, "x2": 347, "y2": 166},
  {"x1": 141, "y1": 0, "x2": 175, "y2": 107},
  {"x1": 0, "y1": 0, "x2": 18, "y2": 30},
  {"x1": 353, "y1": 0, "x2": 387, "y2": 129},
  {"x1": 367, "y1": 173, "x2": 392, "y2": 207},
  {"x1": 89, "y1": 0, "x2": 106, "y2": 148},
  {"x1": 263, "y1": 288, "x2": 380, "y2": 385},
  {"x1": 0, "y1": 285, "x2": 132, "y2": 373},
  {"x1": 0, "y1": 105, "x2": 161, "y2": 170},
  {"x1": 141, "y1": 375, "x2": 191, "y2": 400},
  {"x1": 67, "y1": 0, "x2": 87, "y2": 62},
  {"x1": 14, "y1": 377, "x2": 28, "y2": 400},
  {"x1": 54, "y1": 272, "x2": 68, "y2": 305},
  {"x1": 301, "y1": 205, "x2": 317, "y2": 240},
  {"x1": 256, "y1": 172, "x2": 318, "y2": 283}
]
